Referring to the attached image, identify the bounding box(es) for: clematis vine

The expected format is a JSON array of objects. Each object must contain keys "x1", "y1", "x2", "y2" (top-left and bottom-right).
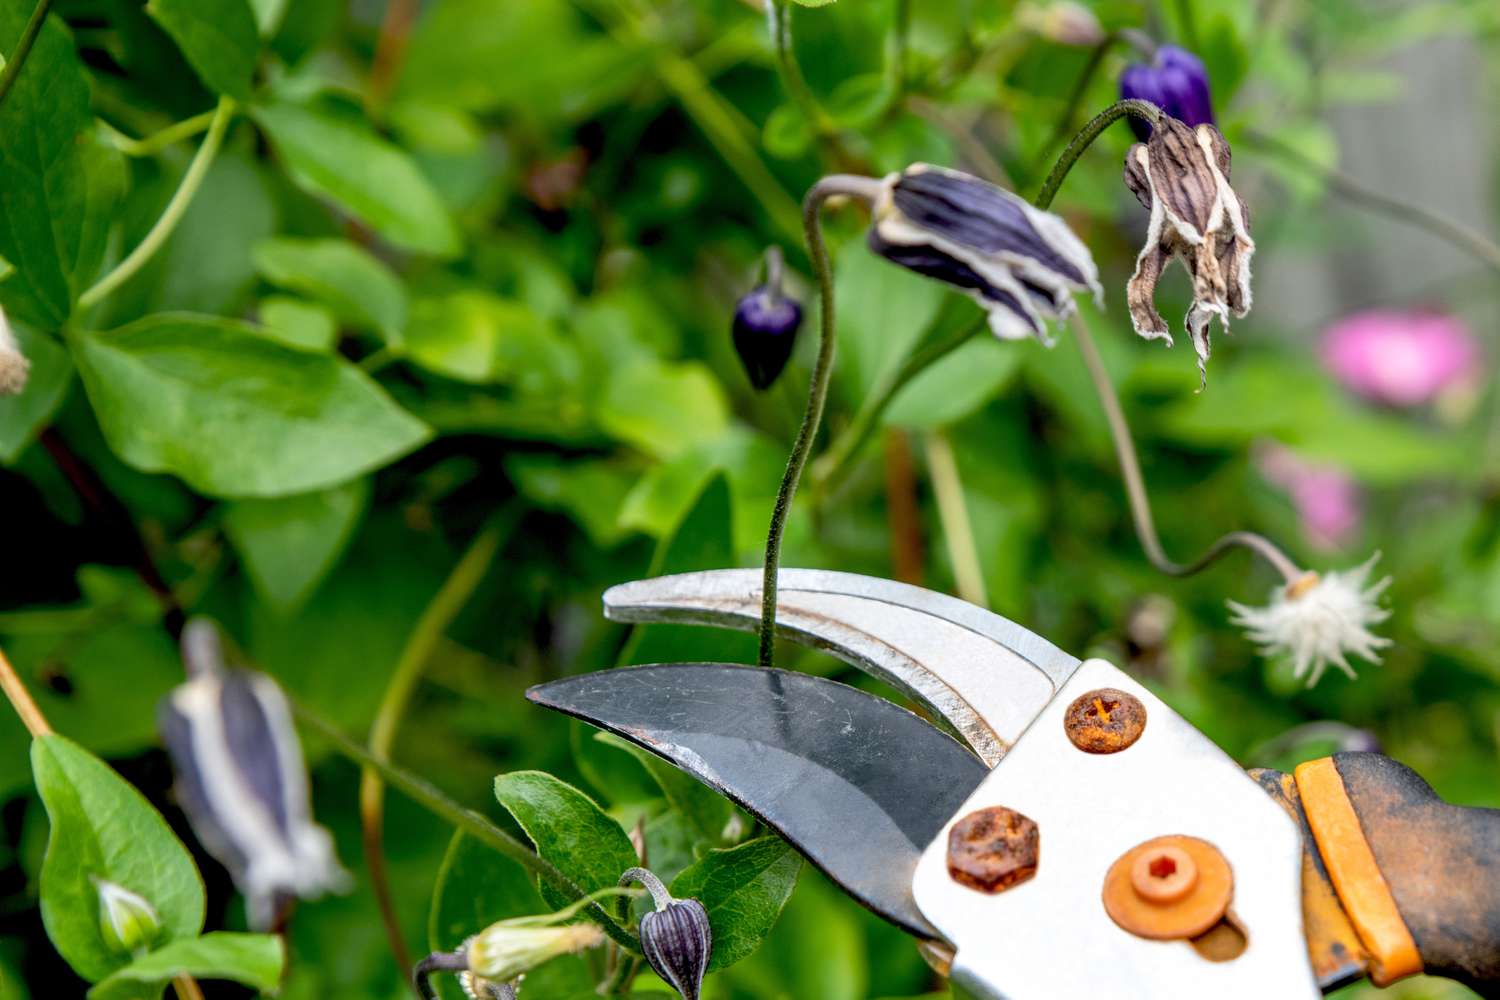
[{"x1": 1124, "y1": 114, "x2": 1254, "y2": 387}]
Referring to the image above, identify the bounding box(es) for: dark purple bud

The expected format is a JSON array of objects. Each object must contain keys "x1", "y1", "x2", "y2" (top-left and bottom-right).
[
  {"x1": 732, "y1": 246, "x2": 802, "y2": 390},
  {"x1": 640, "y1": 898, "x2": 712, "y2": 1000},
  {"x1": 1119, "y1": 44, "x2": 1214, "y2": 140}
]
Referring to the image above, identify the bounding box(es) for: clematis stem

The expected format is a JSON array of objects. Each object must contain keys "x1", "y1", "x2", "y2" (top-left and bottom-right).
[
  {"x1": 1071, "y1": 313, "x2": 1304, "y2": 584},
  {"x1": 0, "y1": 645, "x2": 52, "y2": 738},
  {"x1": 361, "y1": 515, "x2": 511, "y2": 979},
  {"x1": 101, "y1": 110, "x2": 217, "y2": 158},
  {"x1": 1032, "y1": 30, "x2": 1159, "y2": 178},
  {"x1": 1244, "y1": 129, "x2": 1500, "y2": 279},
  {"x1": 768, "y1": 0, "x2": 847, "y2": 158},
  {"x1": 1034, "y1": 99, "x2": 1162, "y2": 210},
  {"x1": 0, "y1": 0, "x2": 51, "y2": 109},
  {"x1": 759, "y1": 174, "x2": 883, "y2": 666},
  {"x1": 79, "y1": 96, "x2": 236, "y2": 310},
  {"x1": 293, "y1": 702, "x2": 642, "y2": 953},
  {"x1": 813, "y1": 316, "x2": 987, "y2": 499}
]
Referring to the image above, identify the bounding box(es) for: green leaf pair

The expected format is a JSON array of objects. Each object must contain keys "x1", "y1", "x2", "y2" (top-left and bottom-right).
[{"x1": 31, "y1": 734, "x2": 283, "y2": 996}]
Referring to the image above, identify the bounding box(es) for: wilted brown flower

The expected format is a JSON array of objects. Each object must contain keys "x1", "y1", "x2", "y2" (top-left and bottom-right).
[{"x1": 1124, "y1": 116, "x2": 1254, "y2": 387}]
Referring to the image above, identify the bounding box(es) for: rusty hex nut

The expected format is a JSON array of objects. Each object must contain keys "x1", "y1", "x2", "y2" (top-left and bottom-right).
[
  {"x1": 1063, "y1": 688, "x2": 1146, "y2": 753},
  {"x1": 946, "y1": 806, "x2": 1039, "y2": 894}
]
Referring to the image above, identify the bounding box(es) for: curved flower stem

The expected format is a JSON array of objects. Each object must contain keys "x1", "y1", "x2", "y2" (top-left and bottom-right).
[
  {"x1": 413, "y1": 948, "x2": 468, "y2": 1000},
  {"x1": 1033, "y1": 99, "x2": 1162, "y2": 210},
  {"x1": 0, "y1": 0, "x2": 52, "y2": 109},
  {"x1": 1070, "y1": 312, "x2": 1303, "y2": 584},
  {"x1": 758, "y1": 174, "x2": 884, "y2": 666},
  {"x1": 812, "y1": 316, "x2": 986, "y2": 499},
  {"x1": 79, "y1": 96, "x2": 236, "y2": 310},
  {"x1": 101, "y1": 110, "x2": 217, "y2": 158},
  {"x1": 1244, "y1": 129, "x2": 1500, "y2": 279},
  {"x1": 0, "y1": 645, "x2": 52, "y2": 738},
  {"x1": 361, "y1": 516, "x2": 511, "y2": 977},
  {"x1": 619, "y1": 867, "x2": 673, "y2": 910},
  {"x1": 292, "y1": 701, "x2": 642, "y2": 953}
]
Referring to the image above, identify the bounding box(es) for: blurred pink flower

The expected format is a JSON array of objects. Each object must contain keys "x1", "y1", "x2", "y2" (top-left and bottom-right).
[
  {"x1": 1320, "y1": 310, "x2": 1481, "y2": 407},
  {"x1": 1256, "y1": 443, "x2": 1362, "y2": 551}
]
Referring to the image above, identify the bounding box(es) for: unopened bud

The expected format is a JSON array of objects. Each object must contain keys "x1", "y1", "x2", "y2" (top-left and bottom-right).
[
  {"x1": 1018, "y1": 2, "x2": 1104, "y2": 47},
  {"x1": 467, "y1": 923, "x2": 605, "y2": 983},
  {"x1": 732, "y1": 245, "x2": 802, "y2": 390},
  {"x1": 93, "y1": 877, "x2": 162, "y2": 956},
  {"x1": 622, "y1": 867, "x2": 712, "y2": 1000}
]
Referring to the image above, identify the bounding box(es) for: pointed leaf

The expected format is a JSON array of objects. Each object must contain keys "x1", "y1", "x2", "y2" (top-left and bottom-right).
[
  {"x1": 223, "y1": 478, "x2": 370, "y2": 611},
  {"x1": 71, "y1": 314, "x2": 431, "y2": 498},
  {"x1": 87, "y1": 933, "x2": 284, "y2": 1000},
  {"x1": 252, "y1": 237, "x2": 407, "y2": 343},
  {"x1": 492, "y1": 771, "x2": 638, "y2": 912},
  {"x1": 146, "y1": 0, "x2": 260, "y2": 99},
  {"x1": 669, "y1": 836, "x2": 801, "y2": 971}
]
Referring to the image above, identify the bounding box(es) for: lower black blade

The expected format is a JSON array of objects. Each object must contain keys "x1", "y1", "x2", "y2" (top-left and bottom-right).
[{"x1": 527, "y1": 663, "x2": 987, "y2": 938}]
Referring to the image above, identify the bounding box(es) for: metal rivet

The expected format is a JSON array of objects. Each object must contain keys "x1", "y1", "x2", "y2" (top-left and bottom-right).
[
  {"x1": 1063, "y1": 687, "x2": 1146, "y2": 753},
  {"x1": 946, "y1": 806, "x2": 1039, "y2": 894},
  {"x1": 1102, "y1": 835, "x2": 1233, "y2": 941}
]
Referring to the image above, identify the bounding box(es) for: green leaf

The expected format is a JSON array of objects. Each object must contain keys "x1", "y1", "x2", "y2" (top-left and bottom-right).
[
  {"x1": 87, "y1": 933, "x2": 284, "y2": 1000},
  {"x1": 0, "y1": 326, "x2": 71, "y2": 463},
  {"x1": 31, "y1": 734, "x2": 205, "y2": 983},
  {"x1": 492, "y1": 771, "x2": 639, "y2": 912},
  {"x1": 428, "y1": 833, "x2": 593, "y2": 1000},
  {"x1": 506, "y1": 455, "x2": 637, "y2": 548},
  {"x1": 71, "y1": 313, "x2": 431, "y2": 498},
  {"x1": 405, "y1": 291, "x2": 559, "y2": 383},
  {"x1": 884, "y1": 335, "x2": 1020, "y2": 430},
  {"x1": 252, "y1": 237, "x2": 407, "y2": 343},
  {"x1": 223, "y1": 477, "x2": 370, "y2": 612},
  {"x1": 596, "y1": 360, "x2": 730, "y2": 460},
  {"x1": 253, "y1": 98, "x2": 461, "y2": 257},
  {"x1": 147, "y1": 0, "x2": 261, "y2": 100},
  {"x1": 0, "y1": 8, "x2": 110, "y2": 326},
  {"x1": 258, "y1": 297, "x2": 338, "y2": 352},
  {"x1": 669, "y1": 836, "x2": 801, "y2": 971},
  {"x1": 594, "y1": 733, "x2": 734, "y2": 846},
  {"x1": 836, "y1": 246, "x2": 946, "y2": 398}
]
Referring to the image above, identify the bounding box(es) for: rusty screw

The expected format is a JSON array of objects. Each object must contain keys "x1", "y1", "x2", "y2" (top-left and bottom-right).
[
  {"x1": 946, "y1": 806, "x2": 1039, "y2": 894},
  {"x1": 1063, "y1": 687, "x2": 1146, "y2": 753}
]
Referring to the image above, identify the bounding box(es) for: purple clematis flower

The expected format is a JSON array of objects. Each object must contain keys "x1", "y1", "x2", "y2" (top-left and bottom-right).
[
  {"x1": 1120, "y1": 45, "x2": 1215, "y2": 141},
  {"x1": 732, "y1": 246, "x2": 803, "y2": 391},
  {"x1": 1320, "y1": 309, "x2": 1481, "y2": 408}
]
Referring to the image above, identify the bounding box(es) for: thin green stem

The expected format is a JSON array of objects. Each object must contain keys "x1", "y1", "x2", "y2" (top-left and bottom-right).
[
  {"x1": 79, "y1": 97, "x2": 236, "y2": 310},
  {"x1": 292, "y1": 701, "x2": 642, "y2": 953},
  {"x1": 1244, "y1": 129, "x2": 1500, "y2": 279},
  {"x1": 812, "y1": 316, "x2": 986, "y2": 498},
  {"x1": 758, "y1": 174, "x2": 883, "y2": 666},
  {"x1": 1069, "y1": 313, "x2": 1302, "y2": 584},
  {"x1": 1033, "y1": 99, "x2": 1161, "y2": 210},
  {"x1": 1032, "y1": 32, "x2": 1120, "y2": 178},
  {"x1": 887, "y1": 0, "x2": 910, "y2": 103},
  {"x1": 768, "y1": 1, "x2": 833, "y2": 137},
  {"x1": 101, "y1": 110, "x2": 217, "y2": 158},
  {"x1": 923, "y1": 432, "x2": 988, "y2": 608},
  {"x1": 0, "y1": 0, "x2": 52, "y2": 109},
  {"x1": 361, "y1": 516, "x2": 511, "y2": 981},
  {"x1": 0, "y1": 645, "x2": 52, "y2": 738}
]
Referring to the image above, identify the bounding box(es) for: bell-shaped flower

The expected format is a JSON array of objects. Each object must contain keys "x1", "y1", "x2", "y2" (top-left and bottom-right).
[
  {"x1": 1228, "y1": 555, "x2": 1392, "y2": 688},
  {"x1": 1119, "y1": 45, "x2": 1215, "y2": 140},
  {"x1": 868, "y1": 163, "x2": 1102, "y2": 345},
  {"x1": 1124, "y1": 116, "x2": 1254, "y2": 387},
  {"x1": 732, "y1": 246, "x2": 803, "y2": 390},
  {"x1": 157, "y1": 619, "x2": 350, "y2": 930}
]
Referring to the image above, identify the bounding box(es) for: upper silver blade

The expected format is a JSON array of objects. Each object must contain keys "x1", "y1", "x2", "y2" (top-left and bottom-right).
[{"x1": 603, "y1": 568, "x2": 1081, "y2": 766}]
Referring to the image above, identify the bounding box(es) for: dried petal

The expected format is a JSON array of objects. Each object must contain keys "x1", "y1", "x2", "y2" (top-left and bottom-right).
[{"x1": 158, "y1": 619, "x2": 350, "y2": 930}]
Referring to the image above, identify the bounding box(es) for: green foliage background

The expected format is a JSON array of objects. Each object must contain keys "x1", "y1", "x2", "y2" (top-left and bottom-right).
[{"x1": 0, "y1": 0, "x2": 1497, "y2": 996}]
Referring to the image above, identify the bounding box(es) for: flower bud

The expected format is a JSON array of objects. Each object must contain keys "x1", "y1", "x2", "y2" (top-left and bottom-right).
[
  {"x1": 1119, "y1": 45, "x2": 1215, "y2": 141},
  {"x1": 467, "y1": 923, "x2": 605, "y2": 982},
  {"x1": 1017, "y1": 2, "x2": 1105, "y2": 47},
  {"x1": 158, "y1": 618, "x2": 350, "y2": 931},
  {"x1": 93, "y1": 877, "x2": 162, "y2": 956},
  {"x1": 621, "y1": 866, "x2": 712, "y2": 1000},
  {"x1": 732, "y1": 246, "x2": 803, "y2": 390},
  {"x1": 0, "y1": 306, "x2": 30, "y2": 396}
]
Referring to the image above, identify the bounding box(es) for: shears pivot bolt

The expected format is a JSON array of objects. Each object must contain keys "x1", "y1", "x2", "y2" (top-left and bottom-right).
[
  {"x1": 946, "y1": 806, "x2": 1040, "y2": 894},
  {"x1": 1063, "y1": 688, "x2": 1146, "y2": 753}
]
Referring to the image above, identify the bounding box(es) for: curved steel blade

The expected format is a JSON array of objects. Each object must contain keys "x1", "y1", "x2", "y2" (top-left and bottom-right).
[
  {"x1": 527, "y1": 663, "x2": 988, "y2": 938},
  {"x1": 603, "y1": 569, "x2": 1080, "y2": 766}
]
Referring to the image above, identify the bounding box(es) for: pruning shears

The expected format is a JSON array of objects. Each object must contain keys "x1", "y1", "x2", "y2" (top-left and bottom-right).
[{"x1": 527, "y1": 569, "x2": 1500, "y2": 999}]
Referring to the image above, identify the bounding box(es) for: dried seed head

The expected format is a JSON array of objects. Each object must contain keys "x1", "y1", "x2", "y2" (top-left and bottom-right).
[
  {"x1": 93, "y1": 877, "x2": 162, "y2": 956},
  {"x1": 0, "y1": 307, "x2": 30, "y2": 396},
  {"x1": 869, "y1": 163, "x2": 1101, "y2": 346},
  {"x1": 158, "y1": 617, "x2": 350, "y2": 930}
]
